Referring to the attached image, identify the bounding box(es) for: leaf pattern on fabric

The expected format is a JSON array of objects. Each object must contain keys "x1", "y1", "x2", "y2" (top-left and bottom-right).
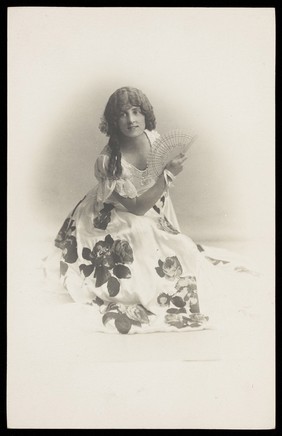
[
  {"x1": 155, "y1": 273, "x2": 204, "y2": 328},
  {"x1": 165, "y1": 313, "x2": 187, "y2": 329},
  {"x1": 113, "y1": 264, "x2": 131, "y2": 279},
  {"x1": 153, "y1": 195, "x2": 166, "y2": 215},
  {"x1": 62, "y1": 235, "x2": 78, "y2": 264},
  {"x1": 114, "y1": 315, "x2": 132, "y2": 334},
  {"x1": 99, "y1": 302, "x2": 155, "y2": 334},
  {"x1": 79, "y1": 264, "x2": 95, "y2": 277},
  {"x1": 60, "y1": 261, "x2": 68, "y2": 276},
  {"x1": 155, "y1": 260, "x2": 165, "y2": 278},
  {"x1": 166, "y1": 308, "x2": 186, "y2": 314},
  {"x1": 196, "y1": 244, "x2": 205, "y2": 252},
  {"x1": 93, "y1": 203, "x2": 114, "y2": 230},
  {"x1": 171, "y1": 296, "x2": 186, "y2": 308},
  {"x1": 54, "y1": 188, "x2": 217, "y2": 334},
  {"x1": 125, "y1": 305, "x2": 150, "y2": 324},
  {"x1": 102, "y1": 311, "x2": 119, "y2": 326},
  {"x1": 55, "y1": 215, "x2": 78, "y2": 264},
  {"x1": 152, "y1": 195, "x2": 178, "y2": 235},
  {"x1": 82, "y1": 247, "x2": 92, "y2": 261},
  {"x1": 94, "y1": 266, "x2": 111, "y2": 287},
  {"x1": 101, "y1": 253, "x2": 115, "y2": 269},
  {"x1": 164, "y1": 313, "x2": 208, "y2": 329},
  {"x1": 107, "y1": 276, "x2": 120, "y2": 297},
  {"x1": 205, "y1": 256, "x2": 230, "y2": 266},
  {"x1": 92, "y1": 295, "x2": 104, "y2": 306},
  {"x1": 155, "y1": 256, "x2": 183, "y2": 280},
  {"x1": 55, "y1": 217, "x2": 76, "y2": 250},
  {"x1": 158, "y1": 216, "x2": 180, "y2": 235},
  {"x1": 79, "y1": 234, "x2": 134, "y2": 295},
  {"x1": 175, "y1": 275, "x2": 197, "y2": 291}
]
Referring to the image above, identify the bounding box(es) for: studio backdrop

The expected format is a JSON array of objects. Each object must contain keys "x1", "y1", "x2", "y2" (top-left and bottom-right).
[{"x1": 8, "y1": 7, "x2": 275, "y2": 246}]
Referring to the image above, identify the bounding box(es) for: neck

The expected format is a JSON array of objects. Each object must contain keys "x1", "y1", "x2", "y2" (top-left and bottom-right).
[{"x1": 119, "y1": 132, "x2": 146, "y2": 152}]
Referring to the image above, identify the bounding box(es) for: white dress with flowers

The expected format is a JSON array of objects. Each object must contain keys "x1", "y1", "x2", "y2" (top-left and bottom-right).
[{"x1": 49, "y1": 129, "x2": 258, "y2": 334}]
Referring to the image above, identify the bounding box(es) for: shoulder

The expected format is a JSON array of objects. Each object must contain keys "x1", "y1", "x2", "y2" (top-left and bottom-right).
[
  {"x1": 94, "y1": 147, "x2": 131, "y2": 180},
  {"x1": 94, "y1": 148, "x2": 111, "y2": 178},
  {"x1": 145, "y1": 129, "x2": 161, "y2": 145}
]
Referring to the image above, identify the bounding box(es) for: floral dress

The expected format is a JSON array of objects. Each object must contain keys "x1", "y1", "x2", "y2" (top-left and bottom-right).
[{"x1": 49, "y1": 129, "x2": 257, "y2": 334}]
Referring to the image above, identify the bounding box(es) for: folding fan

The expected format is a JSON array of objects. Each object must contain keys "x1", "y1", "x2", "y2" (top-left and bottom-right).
[{"x1": 148, "y1": 130, "x2": 196, "y2": 178}]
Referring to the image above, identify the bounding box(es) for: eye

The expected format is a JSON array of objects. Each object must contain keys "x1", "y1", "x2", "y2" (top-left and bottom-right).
[{"x1": 119, "y1": 112, "x2": 126, "y2": 118}]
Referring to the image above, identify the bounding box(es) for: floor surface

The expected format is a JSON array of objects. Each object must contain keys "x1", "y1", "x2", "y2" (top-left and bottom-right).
[{"x1": 7, "y1": 236, "x2": 275, "y2": 429}]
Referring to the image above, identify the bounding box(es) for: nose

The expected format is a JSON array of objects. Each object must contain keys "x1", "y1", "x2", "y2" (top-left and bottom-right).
[{"x1": 127, "y1": 111, "x2": 135, "y2": 124}]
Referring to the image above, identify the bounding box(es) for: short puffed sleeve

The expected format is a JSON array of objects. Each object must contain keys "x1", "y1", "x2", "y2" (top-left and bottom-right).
[{"x1": 94, "y1": 154, "x2": 138, "y2": 207}]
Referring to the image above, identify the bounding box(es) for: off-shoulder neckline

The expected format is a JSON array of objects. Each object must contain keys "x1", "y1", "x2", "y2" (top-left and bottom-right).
[
  {"x1": 100, "y1": 129, "x2": 158, "y2": 173},
  {"x1": 120, "y1": 129, "x2": 153, "y2": 173}
]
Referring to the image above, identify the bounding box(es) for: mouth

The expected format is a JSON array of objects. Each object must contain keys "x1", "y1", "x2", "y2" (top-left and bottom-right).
[{"x1": 128, "y1": 125, "x2": 138, "y2": 130}]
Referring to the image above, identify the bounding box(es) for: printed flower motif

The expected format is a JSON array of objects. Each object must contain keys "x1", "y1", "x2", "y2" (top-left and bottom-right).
[
  {"x1": 157, "y1": 292, "x2": 171, "y2": 307},
  {"x1": 164, "y1": 312, "x2": 207, "y2": 329},
  {"x1": 115, "y1": 303, "x2": 127, "y2": 313},
  {"x1": 79, "y1": 234, "x2": 134, "y2": 295},
  {"x1": 189, "y1": 313, "x2": 209, "y2": 323},
  {"x1": 175, "y1": 275, "x2": 197, "y2": 291},
  {"x1": 156, "y1": 273, "x2": 200, "y2": 316},
  {"x1": 94, "y1": 203, "x2": 114, "y2": 230},
  {"x1": 82, "y1": 235, "x2": 112, "y2": 263},
  {"x1": 162, "y1": 256, "x2": 183, "y2": 278},
  {"x1": 55, "y1": 217, "x2": 76, "y2": 250},
  {"x1": 112, "y1": 239, "x2": 134, "y2": 264},
  {"x1": 55, "y1": 217, "x2": 78, "y2": 275},
  {"x1": 125, "y1": 305, "x2": 150, "y2": 324},
  {"x1": 155, "y1": 256, "x2": 183, "y2": 280},
  {"x1": 158, "y1": 216, "x2": 180, "y2": 235},
  {"x1": 186, "y1": 293, "x2": 200, "y2": 313},
  {"x1": 102, "y1": 303, "x2": 154, "y2": 334},
  {"x1": 189, "y1": 297, "x2": 198, "y2": 305},
  {"x1": 153, "y1": 195, "x2": 166, "y2": 215},
  {"x1": 165, "y1": 313, "x2": 186, "y2": 329},
  {"x1": 92, "y1": 295, "x2": 105, "y2": 306},
  {"x1": 79, "y1": 235, "x2": 114, "y2": 286},
  {"x1": 157, "y1": 291, "x2": 187, "y2": 312}
]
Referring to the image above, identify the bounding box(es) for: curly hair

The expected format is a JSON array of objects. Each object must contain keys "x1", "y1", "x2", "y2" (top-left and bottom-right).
[{"x1": 99, "y1": 87, "x2": 156, "y2": 178}]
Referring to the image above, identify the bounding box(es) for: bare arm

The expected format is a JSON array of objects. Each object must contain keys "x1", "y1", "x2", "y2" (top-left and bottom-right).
[{"x1": 111, "y1": 153, "x2": 188, "y2": 216}]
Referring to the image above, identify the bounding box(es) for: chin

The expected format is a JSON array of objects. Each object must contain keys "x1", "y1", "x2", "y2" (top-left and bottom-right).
[{"x1": 123, "y1": 129, "x2": 144, "y2": 138}]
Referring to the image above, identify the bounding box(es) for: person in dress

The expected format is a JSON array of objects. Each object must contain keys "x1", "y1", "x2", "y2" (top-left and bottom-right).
[{"x1": 49, "y1": 86, "x2": 254, "y2": 334}]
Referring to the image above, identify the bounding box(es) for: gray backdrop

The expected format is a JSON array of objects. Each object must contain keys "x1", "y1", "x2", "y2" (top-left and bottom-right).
[{"x1": 8, "y1": 8, "x2": 275, "y2": 245}]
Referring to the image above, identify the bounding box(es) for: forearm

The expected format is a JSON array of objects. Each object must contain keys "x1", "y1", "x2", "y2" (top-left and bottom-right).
[{"x1": 111, "y1": 173, "x2": 167, "y2": 216}]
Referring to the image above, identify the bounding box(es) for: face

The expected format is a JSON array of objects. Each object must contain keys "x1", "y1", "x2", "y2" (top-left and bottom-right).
[{"x1": 117, "y1": 106, "x2": 146, "y2": 138}]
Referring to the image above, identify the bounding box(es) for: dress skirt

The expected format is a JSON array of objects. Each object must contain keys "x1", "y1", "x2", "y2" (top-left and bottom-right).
[{"x1": 44, "y1": 185, "x2": 258, "y2": 335}]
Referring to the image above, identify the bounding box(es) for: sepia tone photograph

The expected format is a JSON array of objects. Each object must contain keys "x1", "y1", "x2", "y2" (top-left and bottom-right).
[{"x1": 7, "y1": 7, "x2": 275, "y2": 429}]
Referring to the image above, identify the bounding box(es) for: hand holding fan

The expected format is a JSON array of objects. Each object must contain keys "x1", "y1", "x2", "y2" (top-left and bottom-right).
[{"x1": 148, "y1": 129, "x2": 196, "y2": 178}]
